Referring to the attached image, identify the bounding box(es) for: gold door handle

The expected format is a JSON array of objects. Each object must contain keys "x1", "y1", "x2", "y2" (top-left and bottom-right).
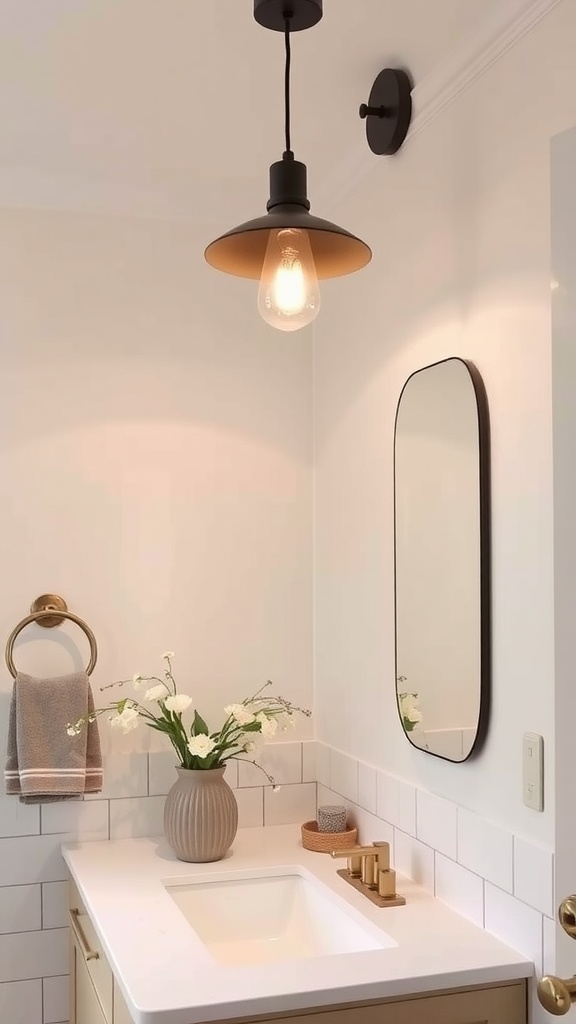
[
  {"x1": 538, "y1": 976, "x2": 576, "y2": 1015},
  {"x1": 560, "y1": 897, "x2": 576, "y2": 940},
  {"x1": 537, "y1": 896, "x2": 576, "y2": 1015}
]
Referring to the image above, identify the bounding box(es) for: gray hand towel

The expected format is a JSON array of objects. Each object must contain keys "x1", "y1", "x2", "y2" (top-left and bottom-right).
[{"x1": 4, "y1": 671, "x2": 103, "y2": 803}]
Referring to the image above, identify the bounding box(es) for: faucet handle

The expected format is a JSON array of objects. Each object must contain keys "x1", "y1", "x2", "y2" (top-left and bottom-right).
[
  {"x1": 331, "y1": 842, "x2": 390, "y2": 880},
  {"x1": 378, "y1": 867, "x2": 398, "y2": 900}
]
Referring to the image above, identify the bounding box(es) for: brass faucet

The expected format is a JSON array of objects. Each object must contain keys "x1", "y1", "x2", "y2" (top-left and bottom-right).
[{"x1": 331, "y1": 842, "x2": 406, "y2": 907}]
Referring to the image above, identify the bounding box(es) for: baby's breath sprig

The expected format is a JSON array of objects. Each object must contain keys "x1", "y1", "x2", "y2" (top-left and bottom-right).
[{"x1": 67, "y1": 655, "x2": 310, "y2": 787}]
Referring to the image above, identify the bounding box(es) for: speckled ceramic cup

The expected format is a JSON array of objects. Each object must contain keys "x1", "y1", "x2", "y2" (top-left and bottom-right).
[{"x1": 317, "y1": 804, "x2": 347, "y2": 833}]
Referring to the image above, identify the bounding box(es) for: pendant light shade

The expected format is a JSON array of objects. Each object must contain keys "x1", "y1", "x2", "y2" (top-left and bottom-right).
[
  {"x1": 204, "y1": 1, "x2": 374, "y2": 331},
  {"x1": 204, "y1": 159, "x2": 372, "y2": 281}
]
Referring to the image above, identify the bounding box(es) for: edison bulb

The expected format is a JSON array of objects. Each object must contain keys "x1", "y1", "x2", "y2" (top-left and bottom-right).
[{"x1": 258, "y1": 228, "x2": 320, "y2": 332}]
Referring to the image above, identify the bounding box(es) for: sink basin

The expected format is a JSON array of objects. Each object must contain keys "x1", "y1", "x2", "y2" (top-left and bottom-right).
[{"x1": 165, "y1": 867, "x2": 395, "y2": 966}]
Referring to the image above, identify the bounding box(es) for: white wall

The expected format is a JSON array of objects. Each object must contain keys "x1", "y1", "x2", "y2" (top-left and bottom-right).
[
  {"x1": 0, "y1": 206, "x2": 314, "y2": 1022},
  {"x1": 0, "y1": 207, "x2": 313, "y2": 728},
  {"x1": 314, "y1": 0, "x2": 576, "y2": 848}
]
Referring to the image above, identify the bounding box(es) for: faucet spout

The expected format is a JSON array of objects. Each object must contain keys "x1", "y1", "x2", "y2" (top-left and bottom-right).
[{"x1": 331, "y1": 841, "x2": 405, "y2": 908}]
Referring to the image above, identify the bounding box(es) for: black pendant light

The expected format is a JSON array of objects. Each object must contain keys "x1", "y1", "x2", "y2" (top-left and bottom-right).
[{"x1": 204, "y1": 0, "x2": 372, "y2": 333}]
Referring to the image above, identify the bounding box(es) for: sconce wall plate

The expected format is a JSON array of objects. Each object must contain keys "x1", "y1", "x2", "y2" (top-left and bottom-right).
[
  {"x1": 360, "y1": 68, "x2": 412, "y2": 156},
  {"x1": 254, "y1": 0, "x2": 322, "y2": 32}
]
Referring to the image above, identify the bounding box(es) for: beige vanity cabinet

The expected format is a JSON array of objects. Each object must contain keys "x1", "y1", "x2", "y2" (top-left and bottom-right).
[
  {"x1": 69, "y1": 880, "x2": 132, "y2": 1024},
  {"x1": 247, "y1": 981, "x2": 527, "y2": 1024},
  {"x1": 69, "y1": 880, "x2": 526, "y2": 1024}
]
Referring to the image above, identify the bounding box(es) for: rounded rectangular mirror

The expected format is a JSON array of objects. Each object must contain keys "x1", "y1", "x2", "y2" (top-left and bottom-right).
[{"x1": 394, "y1": 358, "x2": 490, "y2": 762}]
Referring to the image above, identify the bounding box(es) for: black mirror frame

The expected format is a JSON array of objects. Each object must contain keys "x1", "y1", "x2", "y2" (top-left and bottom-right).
[{"x1": 393, "y1": 357, "x2": 491, "y2": 762}]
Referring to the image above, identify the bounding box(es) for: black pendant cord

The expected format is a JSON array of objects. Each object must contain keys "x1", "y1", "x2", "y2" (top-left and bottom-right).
[{"x1": 284, "y1": 15, "x2": 293, "y2": 158}]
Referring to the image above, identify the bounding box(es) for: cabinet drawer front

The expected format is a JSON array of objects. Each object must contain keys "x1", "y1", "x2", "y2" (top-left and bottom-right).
[
  {"x1": 254, "y1": 983, "x2": 526, "y2": 1024},
  {"x1": 75, "y1": 946, "x2": 109, "y2": 1024},
  {"x1": 69, "y1": 880, "x2": 113, "y2": 1022}
]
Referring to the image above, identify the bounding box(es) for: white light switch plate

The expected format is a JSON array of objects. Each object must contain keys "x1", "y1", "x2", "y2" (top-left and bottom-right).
[{"x1": 522, "y1": 732, "x2": 544, "y2": 811}]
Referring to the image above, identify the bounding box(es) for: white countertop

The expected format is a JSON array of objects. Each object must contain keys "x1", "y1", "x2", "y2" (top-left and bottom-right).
[{"x1": 62, "y1": 826, "x2": 532, "y2": 1024}]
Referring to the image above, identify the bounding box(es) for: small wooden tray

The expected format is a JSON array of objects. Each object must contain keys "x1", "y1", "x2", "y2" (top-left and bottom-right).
[{"x1": 301, "y1": 819, "x2": 357, "y2": 853}]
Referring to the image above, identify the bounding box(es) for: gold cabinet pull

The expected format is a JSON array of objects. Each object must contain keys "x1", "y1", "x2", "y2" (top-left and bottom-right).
[
  {"x1": 69, "y1": 908, "x2": 100, "y2": 962},
  {"x1": 538, "y1": 975, "x2": 576, "y2": 1016}
]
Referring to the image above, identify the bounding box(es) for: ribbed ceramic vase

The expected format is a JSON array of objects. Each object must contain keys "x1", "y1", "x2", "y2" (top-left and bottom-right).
[{"x1": 163, "y1": 766, "x2": 238, "y2": 863}]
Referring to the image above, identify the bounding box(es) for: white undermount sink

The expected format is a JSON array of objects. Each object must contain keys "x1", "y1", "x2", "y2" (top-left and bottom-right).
[{"x1": 165, "y1": 867, "x2": 396, "y2": 967}]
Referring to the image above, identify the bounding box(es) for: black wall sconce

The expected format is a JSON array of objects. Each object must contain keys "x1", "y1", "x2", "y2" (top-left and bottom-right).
[{"x1": 205, "y1": 1, "x2": 412, "y2": 333}]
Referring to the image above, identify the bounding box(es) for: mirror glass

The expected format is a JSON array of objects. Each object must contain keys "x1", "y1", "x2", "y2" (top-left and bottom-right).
[{"x1": 394, "y1": 358, "x2": 490, "y2": 761}]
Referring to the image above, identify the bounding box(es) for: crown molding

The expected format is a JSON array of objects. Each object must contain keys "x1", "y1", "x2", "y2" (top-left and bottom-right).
[{"x1": 317, "y1": 0, "x2": 563, "y2": 213}]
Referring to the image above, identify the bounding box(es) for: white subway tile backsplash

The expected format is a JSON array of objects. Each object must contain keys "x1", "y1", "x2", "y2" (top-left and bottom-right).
[
  {"x1": 514, "y1": 836, "x2": 554, "y2": 917},
  {"x1": 41, "y1": 800, "x2": 109, "y2": 840},
  {"x1": 416, "y1": 791, "x2": 457, "y2": 859},
  {"x1": 435, "y1": 853, "x2": 484, "y2": 926},
  {"x1": 109, "y1": 796, "x2": 165, "y2": 840},
  {"x1": 376, "y1": 772, "x2": 398, "y2": 825},
  {"x1": 542, "y1": 915, "x2": 556, "y2": 976},
  {"x1": 238, "y1": 743, "x2": 302, "y2": 788},
  {"x1": 0, "y1": 979, "x2": 43, "y2": 1023},
  {"x1": 43, "y1": 974, "x2": 69, "y2": 1024},
  {"x1": 85, "y1": 752, "x2": 148, "y2": 800},
  {"x1": 485, "y1": 883, "x2": 543, "y2": 975},
  {"x1": 457, "y1": 809, "x2": 513, "y2": 893},
  {"x1": 350, "y1": 805, "x2": 393, "y2": 847},
  {"x1": 0, "y1": 795, "x2": 40, "y2": 838},
  {"x1": 397, "y1": 781, "x2": 416, "y2": 836},
  {"x1": 358, "y1": 762, "x2": 377, "y2": 814},
  {"x1": 302, "y1": 742, "x2": 316, "y2": 783},
  {"x1": 329, "y1": 750, "x2": 358, "y2": 802},
  {"x1": 42, "y1": 882, "x2": 68, "y2": 930},
  {"x1": 264, "y1": 783, "x2": 316, "y2": 826},
  {"x1": 315, "y1": 744, "x2": 330, "y2": 787},
  {"x1": 0, "y1": 834, "x2": 69, "y2": 885},
  {"x1": 317, "y1": 784, "x2": 352, "y2": 817},
  {"x1": 394, "y1": 830, "x2": 434, "y2": 893},
  {"x1": 0, "y1": 884, "x2": 41, "y2": 934},
  {"x1": 0, "y1": 928, "x2": 68, "y2": 982},
  {"x1": 234, "y1": 788, "x2": 264, "y2": 828}
]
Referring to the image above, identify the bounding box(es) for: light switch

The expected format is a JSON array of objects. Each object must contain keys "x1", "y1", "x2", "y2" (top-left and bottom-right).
[{"x1": 522, "y1": 733, "x2": 544, "y2": 811}]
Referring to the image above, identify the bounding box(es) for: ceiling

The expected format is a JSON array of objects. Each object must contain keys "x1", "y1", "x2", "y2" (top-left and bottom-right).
[{"x1": 0, "y1": 1, "x2": 509, "y2": 226}]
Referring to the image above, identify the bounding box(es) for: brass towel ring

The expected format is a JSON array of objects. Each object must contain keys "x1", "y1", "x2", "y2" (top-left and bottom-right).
[{"x1": 5, "y1": 595, "x2": 98, "y2": 678}]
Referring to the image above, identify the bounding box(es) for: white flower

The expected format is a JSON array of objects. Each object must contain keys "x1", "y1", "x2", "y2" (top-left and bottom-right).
[
  {"x1": 110, "y1": 707, "x2": 140, "y2": 733},
  {"x1": 272, "y1": 785, "x2": 282, "y2": 793},
  {"x1": 244, "y1": 741, "x2": 256, "y2": 753},
  {"x1": 162, "y1": 651, "x2": 175, "y2": 660},
  {"x1": 145, "y1": 684, "x2": 166, "y2": 702},
  {"x1": 406, "y1": 707, "x2": 423, "y2": 724},
  {"x1": 188, "y1": 734, "x2": 216, "y2": 758},
  {"x1": 399, "y1": 692, "x2": 423, "y2": 728},
  {"x1": 256, "y1": 711, "x2": 278, "y2": 738},
  {"x1": 224, "y1": 703, "x2": 256, "y2": 726},
  {"x1": 66, "y1": 725, "x2": 79, "y2": 736},
  {"x1": 164, "y1": 694, "x2": 192, "y2": 714},
  {"x1": 132, "y1": 673, "x2": 143, "y2": 689}
]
